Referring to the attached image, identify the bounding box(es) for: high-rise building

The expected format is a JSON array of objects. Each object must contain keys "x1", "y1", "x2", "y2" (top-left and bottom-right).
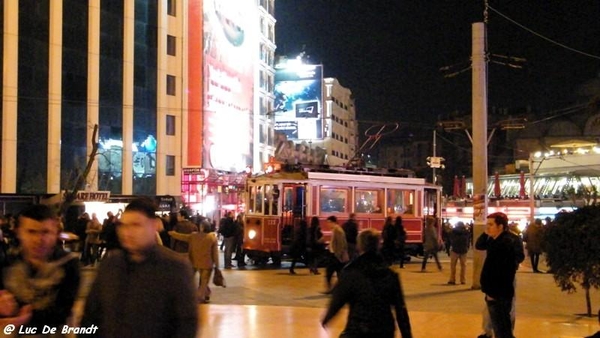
[
  {"x1": 323, "y1": 77, "x2": 357, "y2": 167},
  {"x1": 0, "y1": 1, "x2": 183, "y2": 198},
  {"x1": 272, "y1": 57, "x2": 357, "y2": 167},
  {"x1": 0, "y1": 1, "x2": 275, "y2": 217}
]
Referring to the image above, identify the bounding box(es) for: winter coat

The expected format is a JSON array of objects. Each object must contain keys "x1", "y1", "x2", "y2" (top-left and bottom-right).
[
  {"x1": 525, "y1": 224, "x2": 543, "y2": 254},
  {"x1": 321, "y1": 251, "x2": 412, "y2": 338}
]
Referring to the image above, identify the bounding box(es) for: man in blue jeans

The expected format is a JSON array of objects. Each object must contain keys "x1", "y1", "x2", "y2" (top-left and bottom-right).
[{"x1": 476, "y1": 212, "x2": 524, "y2": 338}]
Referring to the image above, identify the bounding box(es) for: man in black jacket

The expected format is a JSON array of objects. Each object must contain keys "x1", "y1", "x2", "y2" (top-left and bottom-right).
[
  {"x1": 342, "y1": 213, "x2": 359, "y2": 260},
  {"x1": 81, "y1": 198, "x2": 198, "y2": 338},
  {"x1": 476, "y1": 212, "x2": 524, "y2": 338},
  {"x1": 448, "y1": 221, "x2": 470, "y2": 285},
  {"x1": 3, "y1": 204, "x2": 80, "y2": 332},
  {"x1": 321, "y1": 228, "x2": 412, "y2": 338}
]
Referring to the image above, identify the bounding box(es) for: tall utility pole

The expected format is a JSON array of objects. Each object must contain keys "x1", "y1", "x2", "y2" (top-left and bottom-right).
[
  {"x1": 432, "y1": 130, "x2": 437, "y2": 184},
  {"x1": 471, "y1": 22, "x2": 488, "y2": 289}
]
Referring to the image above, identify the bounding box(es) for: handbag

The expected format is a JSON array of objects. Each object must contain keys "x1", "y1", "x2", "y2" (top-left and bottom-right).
[{"x1": 213, "y1": 268, "x2": 226, "y2": 288}]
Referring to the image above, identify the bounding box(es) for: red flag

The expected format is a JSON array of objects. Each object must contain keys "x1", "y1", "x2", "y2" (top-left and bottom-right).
[
  {"x1": 494, "y1": 172, "x2": 501, "y2": 198},
  {"x1": 519, "y1": 171, "x2": 526, "y2": 198},
  {"x1": 453, "y1": 175, "x2": 460, "y2": 197}
]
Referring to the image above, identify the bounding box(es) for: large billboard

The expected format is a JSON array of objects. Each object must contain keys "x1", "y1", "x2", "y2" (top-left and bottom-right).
[
  {"x1": 188, "y1": 0, "x2": 255, "y2": 172},
  {"x1": 273, "y1": 64, "x2": 323, "y2": 141}
]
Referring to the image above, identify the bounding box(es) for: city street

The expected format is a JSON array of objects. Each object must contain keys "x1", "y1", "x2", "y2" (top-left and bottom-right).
[{"x1": 72, "y1": 250, "x2": 600, "y2": 338}]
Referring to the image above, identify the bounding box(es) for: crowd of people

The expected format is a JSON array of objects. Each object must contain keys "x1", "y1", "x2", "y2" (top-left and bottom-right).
[{"x1": 0, "y1": 198, "x2": 591, "y2": 338}]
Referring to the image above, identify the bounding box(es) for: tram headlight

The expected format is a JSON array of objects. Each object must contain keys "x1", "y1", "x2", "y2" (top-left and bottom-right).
[{"x1": 248, "y1": 229, "x2": 257, "y2": 240}]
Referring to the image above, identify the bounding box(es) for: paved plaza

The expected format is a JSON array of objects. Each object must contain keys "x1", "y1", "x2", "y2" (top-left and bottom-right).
[{"x1": 73, "y1": 252, "x2": 600, "y2": 338}]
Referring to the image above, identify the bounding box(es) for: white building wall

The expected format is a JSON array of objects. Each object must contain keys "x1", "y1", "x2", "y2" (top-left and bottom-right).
[
  {"x1": 253, "y1": 1, "x2": 277, "y2": 172},
  {"x1": 156, "y1": 0, "x2": 185, "y2": 196},
  {"x1": 323, "y1": 78, "x2": 357, "y2": 166}
]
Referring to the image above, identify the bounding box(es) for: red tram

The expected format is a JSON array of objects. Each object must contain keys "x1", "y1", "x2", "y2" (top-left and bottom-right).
[{"x1": 242, "y1": 166, "x2": 441, "y2": 264}]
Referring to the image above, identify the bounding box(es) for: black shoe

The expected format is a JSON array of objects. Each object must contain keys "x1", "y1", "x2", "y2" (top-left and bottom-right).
[
  {"x1": 289, "y1": 270, "x2": 296, "y2": 275},
  {"x1": 477, "y1": 334, "x2": 492, "y2": 338},
  {"x1": 447, "y1": 281, "x2": 456, "y2": 285}
]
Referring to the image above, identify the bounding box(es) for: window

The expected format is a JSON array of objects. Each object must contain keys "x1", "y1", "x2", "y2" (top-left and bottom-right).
[
  {"x1": 320, "y1": 187, "x2": 348, "y2": 213},
  {"x1": 166, "y1": 75, "x2": 176, "y2": 95},
  {"x1": 355, "y1": 189, "x2": 384, "y2": 214},
  {"x1": 167, "y1": 0, "x2": 176, "y2": 16},
  {"x1": 387, "y1": 189, "x2": 415, "y2": 216},
  {"x1": 166, "y1": 155, "x2": 175, "y2": 176},
  {"x1": 167, "y1": 35, "x2": 176, "y2": 56},
  {"x1": 166, "y1": 115, "x2": 175, "y2": 135}
]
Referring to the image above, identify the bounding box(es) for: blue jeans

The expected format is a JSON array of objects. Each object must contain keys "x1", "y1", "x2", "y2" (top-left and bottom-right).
[{"x1": 486, "y1": 296, "x2": 514, "y2": 338}]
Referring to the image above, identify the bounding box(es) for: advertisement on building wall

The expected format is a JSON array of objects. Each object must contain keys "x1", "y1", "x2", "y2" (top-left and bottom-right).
[
  {"x1": 188, "y1": 0, "x2": 255, "y2": 172},
  {"x1": 273, "y1": 64, "x2": 323, "y2": 141}
]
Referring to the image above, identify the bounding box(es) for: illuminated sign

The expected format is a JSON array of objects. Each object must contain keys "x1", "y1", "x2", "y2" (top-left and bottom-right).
[
  {"x1": 188, "y1": 0, "x2": 256, "y2": 172},
  {"x1": 273, "y1": 64, "x2": 323, "y2": 141},
  {"x1": 76, "y1": 191, "x2": 111, "y2": 202},
  {"x1": 97, "y1": 135, "x2": 157, "y2": 179}
]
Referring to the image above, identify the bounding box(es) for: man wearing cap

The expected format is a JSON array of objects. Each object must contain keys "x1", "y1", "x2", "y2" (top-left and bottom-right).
[{"x1": 475, "y1": 212, "x2": 524, "y2": 338}]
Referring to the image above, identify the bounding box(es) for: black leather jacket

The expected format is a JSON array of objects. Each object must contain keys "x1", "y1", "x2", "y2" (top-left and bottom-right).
[{"x1": 322, "y1": 251, "x2": 412, "y2": 338}]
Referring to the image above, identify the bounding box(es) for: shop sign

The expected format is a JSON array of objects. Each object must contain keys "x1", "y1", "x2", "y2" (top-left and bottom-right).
[{"x1": 76, "y1": 191, "x2": 110, "y2": 202}]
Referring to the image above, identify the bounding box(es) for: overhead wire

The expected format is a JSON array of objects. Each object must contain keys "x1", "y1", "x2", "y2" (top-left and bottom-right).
[{"x1": 487, "y1": 5, "x2": 600, "y2": 60}]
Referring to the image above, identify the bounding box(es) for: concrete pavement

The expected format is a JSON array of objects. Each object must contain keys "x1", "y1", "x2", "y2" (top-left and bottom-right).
[{"x1": 72, "y1": 252, "x2": 600, "y2": 338}]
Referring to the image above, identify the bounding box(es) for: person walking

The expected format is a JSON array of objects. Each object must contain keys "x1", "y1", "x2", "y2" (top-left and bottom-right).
[
  {"x1": 476, "y1": 212, "x2": 525, "y2": 338},
  {"x1": 233, "y1": 213, "x2": 247, "y2": 267},
  {"x1": 447, "y1": 221, "x2": 470, "y2": 285},
  {"x1": 289, "y1": 220, "x2": 308, "y2": 274},
  {"x1": 169, "y1": 220, "x2": 220, "y2": 303},
  {"x1": 85, "y1": 212, "x2": 103, "y2": 265},
  {"x1": 321, "y1": 228, "x2": 413, "y2": 338},
  {"x1": 395, "y1": 216, "x2": 408, "y2": 268},
  {"x1": 81, "y1": 197, "x2": 198, "y2": 338},
  {"x1": 342, "y1": 213, "x2": 359, "y2": 260},
  {"x1": 324, "y1": 216, "x2": 349, "y2": 293},
  {"x1": 306, "y1": 216, "x2": 325, "y2": 275},
  {"x1": 524, "y1": 218, "x2": 543, "y2": 273},
  {"x1": 421, "y1": 216, "x2": 442, "y2": 272},
  {"x1": 170, "y1": 210, "x2": 198, "y2": 254},
  {"x1": 218, "y1": 211, "x2": 236, "y2": 269},
  {"x1": 381, "y1": 216, "x2": 398, "y2": 266}
]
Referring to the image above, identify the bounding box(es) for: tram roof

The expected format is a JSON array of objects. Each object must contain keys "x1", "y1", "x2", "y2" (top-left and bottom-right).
[{"x1": 252, "y1": 165, "x2": 429, "y2": 186}]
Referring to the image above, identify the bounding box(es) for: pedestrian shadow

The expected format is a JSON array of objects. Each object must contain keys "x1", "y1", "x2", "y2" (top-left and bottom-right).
[
  {"x1": 301, "y1": 294, "x2": 330, "y2": 300},
  {"x1": 405, "y1": 287, "x2": 476, "y2": 300}
]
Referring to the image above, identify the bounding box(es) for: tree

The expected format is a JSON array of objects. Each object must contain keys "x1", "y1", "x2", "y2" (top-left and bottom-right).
[
  {"x1": 59, "y1": 124, "x2": 100, "y2": 218},
  {"x1": 544, "y1": 205, "x2": 600, "y2": 316}
]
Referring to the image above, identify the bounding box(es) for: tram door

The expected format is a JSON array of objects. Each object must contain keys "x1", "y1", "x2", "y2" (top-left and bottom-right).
[{"x1": 281, "y1": 184, "x2": 306, "y2": 252}]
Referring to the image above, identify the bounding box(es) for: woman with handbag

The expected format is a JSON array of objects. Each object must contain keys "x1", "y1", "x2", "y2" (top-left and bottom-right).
[{"x1": 169, "y1": 220, "x2": 219, "y2": 303}]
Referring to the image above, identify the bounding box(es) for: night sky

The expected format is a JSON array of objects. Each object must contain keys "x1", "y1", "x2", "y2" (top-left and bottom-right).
[{"x1": 275, "y1": 1, "x2": 600, "y2": 129}]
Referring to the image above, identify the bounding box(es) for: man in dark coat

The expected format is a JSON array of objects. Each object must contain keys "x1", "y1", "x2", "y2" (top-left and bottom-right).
[
  {"x1": 81, "y1": 198, "x2": 198, "y2": 338},
  {"x1": 476, "y1": 212, "x2": 524, "y2": 338},
  {"x1": 3, "y1": 204, "x2": 80, "y2": 331},
  {"x1": 448, "y1": 221, "x2": 470, "y2": 285},
  {"x1": 322, "y1": 228, "x2": 412, "y2": 338},
  {"x1": 342, "y1": 213, "x2": 359, "y2": 260}
]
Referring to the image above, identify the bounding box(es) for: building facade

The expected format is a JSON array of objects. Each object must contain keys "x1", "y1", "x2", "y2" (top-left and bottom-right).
[
  {"x1": 1, "y1": 0, "x2": 184, "y2": 197},
  {"x1": 0, "y1": 1, "x2": 276, "y2": 213},
  {"x1": 271, "y1": 59, "x2": 358, "y2": 167},
  {"x1": 322, "y1": 77, "x2": 357, "y2": 166}
]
